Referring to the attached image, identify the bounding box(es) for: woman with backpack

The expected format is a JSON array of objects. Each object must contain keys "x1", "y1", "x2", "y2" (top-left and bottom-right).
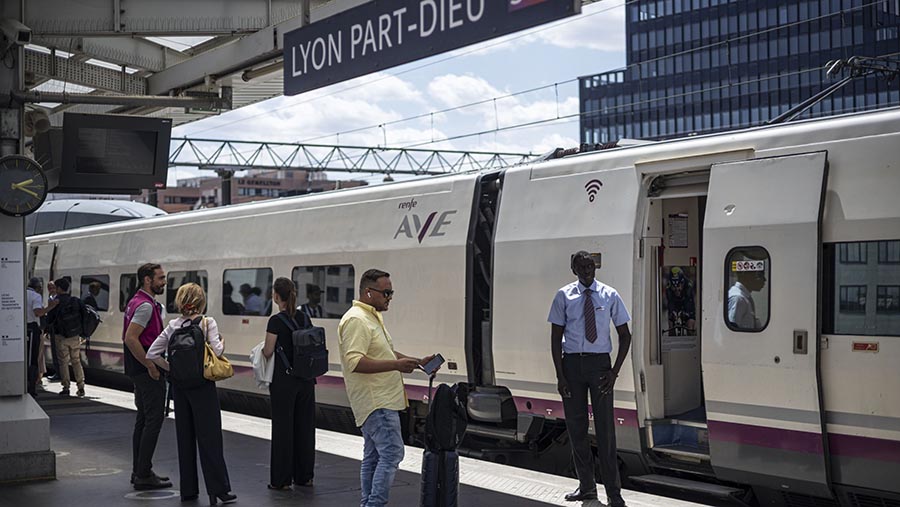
[
  {"x1": 262, "y1": 277, "x2": 316, "y2": 490},
  {"x1": 146, "y1": 283, "x2": 237, "y2": 505}
]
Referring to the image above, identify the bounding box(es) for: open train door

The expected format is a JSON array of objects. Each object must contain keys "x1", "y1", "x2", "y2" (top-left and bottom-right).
[{"x1": 701, "y1": 152, "x2": 833, "y2": 499}]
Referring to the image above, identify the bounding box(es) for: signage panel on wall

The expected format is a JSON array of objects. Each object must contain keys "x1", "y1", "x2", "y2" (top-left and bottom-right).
[{"x1": 283, "y1": 0, "x2": 580, "y2": 96}]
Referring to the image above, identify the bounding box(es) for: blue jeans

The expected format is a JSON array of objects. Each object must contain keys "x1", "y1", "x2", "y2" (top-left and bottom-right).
[{"x1": 360, "y1": 409, "x2": 405, "y2": 507}]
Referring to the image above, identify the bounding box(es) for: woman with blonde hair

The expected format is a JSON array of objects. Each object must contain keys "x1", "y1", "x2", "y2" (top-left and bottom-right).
[{"x1": 147, "y1": 283, "x2": 237, "y2": 505}]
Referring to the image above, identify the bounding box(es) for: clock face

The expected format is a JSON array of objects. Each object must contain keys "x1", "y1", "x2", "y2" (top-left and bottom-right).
[{"x1": 0, "y1": 155, "x2": 49, "y2": 217}]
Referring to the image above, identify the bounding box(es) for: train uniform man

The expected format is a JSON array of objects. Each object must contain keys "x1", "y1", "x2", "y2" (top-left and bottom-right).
[
  {"x1": 338, "y1": 269, "x2": 436, "y2": 507},
  {"x1": 25, "y1": 277, "x2": 54, "y2": 396},
  {"x1": 122, "y1": 263, "x2": 172, "y2": 490},
  {"x1": 549, "y1": 251, "x2": 632, "y2": 506}
]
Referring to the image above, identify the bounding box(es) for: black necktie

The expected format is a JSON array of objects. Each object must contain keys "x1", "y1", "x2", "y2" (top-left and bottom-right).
[{"x1": 583, "y1": 289, "x2": 597, "y2": 343}]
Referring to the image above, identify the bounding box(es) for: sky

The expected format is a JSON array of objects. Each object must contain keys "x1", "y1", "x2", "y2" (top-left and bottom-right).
[{"x1": 169, "y1": 1, "x2": 626, "y2": 186}]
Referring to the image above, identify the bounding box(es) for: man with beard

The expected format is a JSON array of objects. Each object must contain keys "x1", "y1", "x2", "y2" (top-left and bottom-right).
[{"x1": 123, "y1": 263, "x2": 172, "y2": 490}]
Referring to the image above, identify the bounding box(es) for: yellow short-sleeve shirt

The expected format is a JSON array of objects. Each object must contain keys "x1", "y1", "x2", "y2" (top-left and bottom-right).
[{"x1": 338, "y1": 300, "x2": 408, "y2": 427}]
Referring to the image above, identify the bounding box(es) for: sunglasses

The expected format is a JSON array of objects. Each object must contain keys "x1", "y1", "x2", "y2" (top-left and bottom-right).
[{"x1": 369, "y1": 288, "x2": 395, "y2": 298}]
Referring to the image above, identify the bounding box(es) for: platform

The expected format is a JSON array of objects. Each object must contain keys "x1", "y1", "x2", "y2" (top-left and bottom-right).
[{"x1": 0, "y1": 382, "x2": 712, "y2": 506}]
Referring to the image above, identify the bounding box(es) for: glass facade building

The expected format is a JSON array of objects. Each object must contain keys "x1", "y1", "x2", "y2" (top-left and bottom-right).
[{"x1": 580, "y1": 0, "x2": 900, "y2": 143}]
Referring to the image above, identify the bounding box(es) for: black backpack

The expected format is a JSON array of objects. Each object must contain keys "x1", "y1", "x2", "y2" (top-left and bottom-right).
[
  {"x1": 81, "y1": 304, "x2": 102, "y2": 338},
  {"x1": 56, "y1": 296, "x2": 84, "y2": 338},
  {"x1": 425, "y1": 383, "x2": 469, "y2": 452},
  {"x1": 167, "y1": 317, "x2": 206, "y2": 388},
  {"x1": 275, "y1": 311, "x2": 328, "y2": 380}
]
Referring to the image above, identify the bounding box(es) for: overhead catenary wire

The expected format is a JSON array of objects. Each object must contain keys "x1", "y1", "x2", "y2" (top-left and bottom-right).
[
  {"x1": 185, "y1": 0, "x2": 633, "y2": 137},
  {"x1": 292, "y1": 0, "x2": 890, "y2": 150},
  {"x1": 395, "y1": 52, "x2": 900, "y2": 149}
]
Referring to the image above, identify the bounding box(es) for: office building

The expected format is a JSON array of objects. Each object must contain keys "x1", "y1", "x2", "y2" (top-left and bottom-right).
[{"x1": 580, "y1": 0, "x2": 900, "y2": 143}]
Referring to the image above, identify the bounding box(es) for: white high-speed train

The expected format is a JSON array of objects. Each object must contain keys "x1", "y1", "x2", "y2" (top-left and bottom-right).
[{"x1": 28, "y1": 108, "x2": 900, "y2": 506}]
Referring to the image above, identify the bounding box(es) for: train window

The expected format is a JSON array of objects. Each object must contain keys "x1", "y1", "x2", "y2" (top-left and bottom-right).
[
  {"x1": 223, "y1": 268, "x2": 273, "y2": 316},
  {"x1": 824, "y1": 241, "x2": 900, "y2": 337},
  {"x1": 724, "y1": 247, "x2": 770, "y2": 332},
  {"x1": 166, "y1": 271, "x2": 209, "y2": 314},
  {"x1": 291, "y1": 265, "x2": 355, "y2": 318},
  {"x1": 119, "y1": 274, "x2": 138, "y2": 311},
  {"x1": 80, "y1": 275, "x2": 110, "y2": 311}
]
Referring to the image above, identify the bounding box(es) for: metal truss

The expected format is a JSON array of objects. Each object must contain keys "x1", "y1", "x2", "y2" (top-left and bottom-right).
[{"x1": 169, "y1": 138, "x2": 537, "y2": 176}]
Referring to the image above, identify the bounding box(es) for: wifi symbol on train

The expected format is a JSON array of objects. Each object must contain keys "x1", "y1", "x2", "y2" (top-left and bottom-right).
[{"x1": 584, "y1": 179, "x2": 603, "y2": 203}]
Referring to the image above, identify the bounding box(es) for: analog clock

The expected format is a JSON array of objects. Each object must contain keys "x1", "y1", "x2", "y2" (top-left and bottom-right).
[{"x1": 0, "y1": 155, "x2": 49, "y2": 217}]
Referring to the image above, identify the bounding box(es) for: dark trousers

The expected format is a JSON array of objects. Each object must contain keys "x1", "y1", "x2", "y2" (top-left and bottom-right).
[
  {"x1": 562, "y1": 353, "x2": 621, "y2": 494},
  {"x1": 173, "y1": 381, "x2": 231, "y2": 497},
  {"x1": 269, "y1": 376, "x2": 316, "y2": 487},
  {"x1": 131, "y1": 372, "x2": 166, "y2": 478},
  {"x1": 26, "y1": 323, "x2": 41, "y2": 395}
]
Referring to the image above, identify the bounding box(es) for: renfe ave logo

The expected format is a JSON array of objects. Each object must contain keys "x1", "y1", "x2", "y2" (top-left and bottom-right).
[{"x1": 394, "y1": 209, "x2": 457, "y2": 243}]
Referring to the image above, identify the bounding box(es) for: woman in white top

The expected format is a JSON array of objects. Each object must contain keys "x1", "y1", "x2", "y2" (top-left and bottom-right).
[{"x1": 147, "y1": 283, "x2": 237, "y2": 505}]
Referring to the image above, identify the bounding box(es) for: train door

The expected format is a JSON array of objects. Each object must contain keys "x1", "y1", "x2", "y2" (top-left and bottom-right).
[
  {"x1": 30, "y1": 242, "x2": 56, "y2": 285},
  {"x1": 640, "y1": 172, "x2": 712, "y2": 468},
  {"x1": 701, "y1": 152, "x2": 832, "y2": 498}
]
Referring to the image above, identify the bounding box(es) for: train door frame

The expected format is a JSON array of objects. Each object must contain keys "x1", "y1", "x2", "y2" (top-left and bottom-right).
[
  {"x1": 700, "y1": 151, "x2": 833, "y2": 499},
  {"x1": 636, "y1": 170, "x2": 713, "y2": 469}
]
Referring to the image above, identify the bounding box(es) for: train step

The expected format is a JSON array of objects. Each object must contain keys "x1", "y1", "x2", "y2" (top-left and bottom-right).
[
  {"x1": 630, "y1": 474, "x2": 744, "y2": 498},
  {"x1": 651, "y1": 443, "x2": 710, "y2": 461}
]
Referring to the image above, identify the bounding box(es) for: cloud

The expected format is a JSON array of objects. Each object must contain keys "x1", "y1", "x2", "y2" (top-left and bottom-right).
[
  {"x1": 424, "y1": 73, "x2": 579, "y2": 134},
  {"x1": 445, "y1": 1, "x2": 625, "y2": 57}
]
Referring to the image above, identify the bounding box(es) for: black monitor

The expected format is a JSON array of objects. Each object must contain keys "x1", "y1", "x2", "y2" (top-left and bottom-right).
[{"x1": 35, "y1": 113, "x2": 171, "y2": 194}]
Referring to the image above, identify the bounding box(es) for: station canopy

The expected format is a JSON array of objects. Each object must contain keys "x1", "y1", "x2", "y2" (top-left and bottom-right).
[{"x1": 22, "y1": 0, "x2": 595, "y2": 128}]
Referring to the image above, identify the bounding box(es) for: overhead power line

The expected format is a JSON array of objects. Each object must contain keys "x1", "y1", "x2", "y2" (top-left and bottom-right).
[{"x1": 186, "y1": 0, "x2": 630, "y2": 137}]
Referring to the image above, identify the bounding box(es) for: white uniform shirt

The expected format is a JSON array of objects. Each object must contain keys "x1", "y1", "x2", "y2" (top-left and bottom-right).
[
  {"x1": 26, "y1": 288, "x2": 43, "y2": 325},
  {"x1": 727, "y1": 282, "x2": 759, "y2": 330},
  {"x1": 548, "y1": 280, "x2": 631, "y2": 354}
]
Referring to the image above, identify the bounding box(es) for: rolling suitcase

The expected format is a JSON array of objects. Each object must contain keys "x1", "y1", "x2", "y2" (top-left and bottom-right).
[{"x1": 420, "y1": 449, "x2": 459, "y2": 507}]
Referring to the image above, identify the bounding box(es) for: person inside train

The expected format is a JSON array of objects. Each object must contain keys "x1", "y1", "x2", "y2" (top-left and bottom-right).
[
  {"x1": 46, "y1": 277, "x2": 87, "y2": 399},
  {"x1": 146, "y1": 283, "x2": 237, "y2": 505},
  {"x1": 262, "y1": 277, "x2": 317, "y2": 490},
  {"x1": 338, "y1": 269, "x2": 438, "y2": 507},
  {"x1": 240, "y1": 283, "x2": 264, "y2": 315},
  {"x1": 548, "y1": 251, "x2": 631, "y2": 507},
  {"x1": 299, "y1": 284, "x2": 324, "y2": 319},
  {"x1": 727, "y1": 263, "x2": 766, "y2": 331},
  {"x1": 221, "y1": 281, "x2": 244, "y2": 315},
  {"x1": 83, "y1": 280, "x2": 101, "y2": 310},
  {"x1": 122, "y1": 263, "x2": 172, "y2": 491}
]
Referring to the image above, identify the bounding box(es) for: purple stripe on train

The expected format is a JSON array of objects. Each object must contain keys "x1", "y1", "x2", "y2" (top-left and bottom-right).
[{"x1": 84, "y1": 349, "x2": 900, "y2": 462}]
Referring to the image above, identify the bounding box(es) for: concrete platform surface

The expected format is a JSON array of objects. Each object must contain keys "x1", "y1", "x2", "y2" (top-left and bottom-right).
[{"x1": 0, "y1": 382, "x2": 712, "y2": 507}]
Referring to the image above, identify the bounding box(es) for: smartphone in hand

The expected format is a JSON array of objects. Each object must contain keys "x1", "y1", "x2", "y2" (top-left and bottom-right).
[{"x1": 418, "y1": 353, "x2": 445, "y2": 376}]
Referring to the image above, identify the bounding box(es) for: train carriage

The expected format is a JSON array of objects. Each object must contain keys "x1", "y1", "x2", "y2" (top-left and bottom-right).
[{"x1": 28, "y1": 107, "x2": 900, "y2": 507}]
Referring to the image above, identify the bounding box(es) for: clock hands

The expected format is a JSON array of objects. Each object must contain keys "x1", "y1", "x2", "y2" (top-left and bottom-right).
[{"x1": 10, "y1": 179, "x2": 41, "y2": 198}]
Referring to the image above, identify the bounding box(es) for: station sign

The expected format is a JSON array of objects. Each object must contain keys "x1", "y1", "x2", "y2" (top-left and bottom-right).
[{"x1": 283, "y1": 0, "x2": 580, "y2": 96}]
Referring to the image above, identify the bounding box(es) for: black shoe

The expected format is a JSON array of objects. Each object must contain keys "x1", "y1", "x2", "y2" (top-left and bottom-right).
[
  {"x1": 209, "y1": 492, "x2": 237, "y2": 505},
  {"x1": 59, "y1": 388, "x2": 70, "y2": 396},
  {"x1": 564, "y1": 488, "x2": 598, "y2": 502},
  {"x1": 267, "y1": 484, "x2": 290, "y2": 490},
  {"x1": 131, "y1": 472, "x2": 170, "y2": 484},
  {"x1": 48, "y1": 374, "x2": 61, "y2": 382},
  {"x1": 133, "y1": 474, "x2": 173, "y2": 490},
  {"x1": 181, "y1": 494, "x2": 199, "y2": 502},
  {"x1": 606, "y1": 488, "x2": 627, "y2": 507}
]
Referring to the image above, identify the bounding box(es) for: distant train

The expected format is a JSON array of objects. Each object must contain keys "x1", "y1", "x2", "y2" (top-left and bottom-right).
[{"x1": 28, "y1": 107, "x2": 900, "y2": 507}]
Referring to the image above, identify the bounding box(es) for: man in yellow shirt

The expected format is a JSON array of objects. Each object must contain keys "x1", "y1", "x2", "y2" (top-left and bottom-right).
[{"x1": 339, "y1": 269, "x2": 435, "y2": 507}]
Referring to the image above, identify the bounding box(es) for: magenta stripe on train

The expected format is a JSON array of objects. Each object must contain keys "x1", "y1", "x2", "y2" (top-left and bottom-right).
[{"x1": 84, "y1": 349, "x2": 899, "y2": 462}]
